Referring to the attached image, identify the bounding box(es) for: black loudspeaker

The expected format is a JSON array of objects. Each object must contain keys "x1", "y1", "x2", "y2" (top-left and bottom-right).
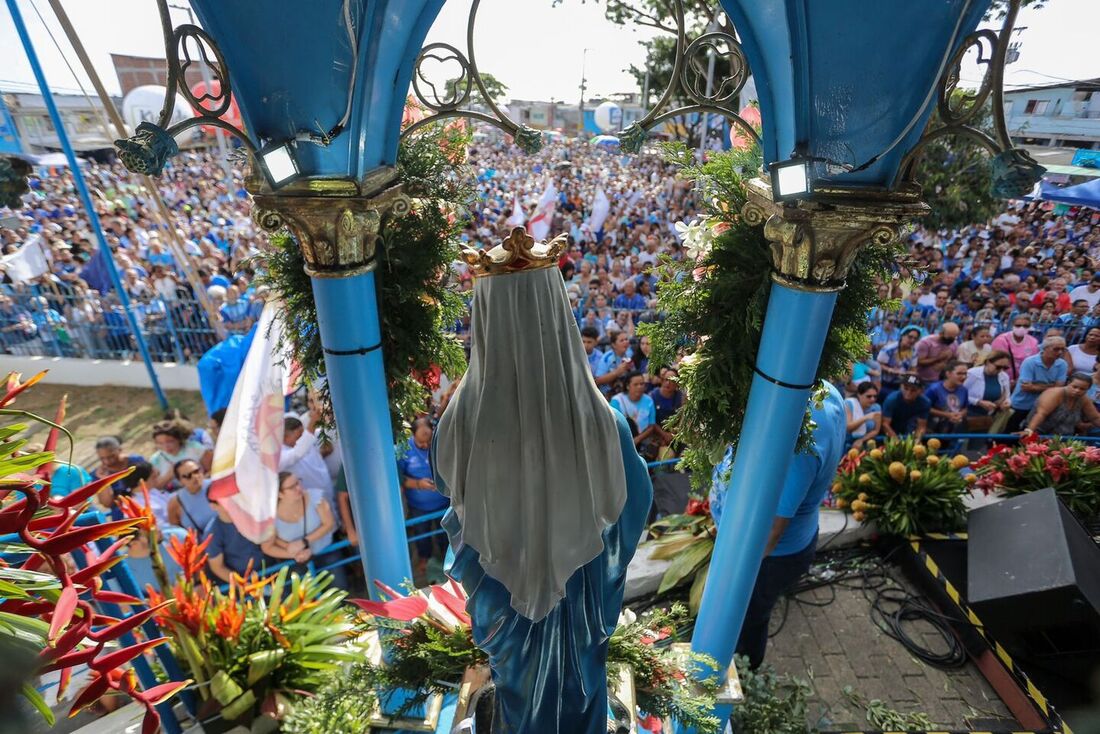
[{"x1": 968, "y1": 488, "x2": 1100, "y2": 632}]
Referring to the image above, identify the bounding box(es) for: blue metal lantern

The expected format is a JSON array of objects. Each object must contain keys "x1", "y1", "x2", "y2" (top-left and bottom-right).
[{"x1": 721, "y1": 0, "x2": 1042, "y2": 196}]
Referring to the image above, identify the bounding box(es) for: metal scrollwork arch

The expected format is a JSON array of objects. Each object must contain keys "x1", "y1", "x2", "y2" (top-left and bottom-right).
[
  {"x1": 403, "y1": 0, "x2": 542, "y2": 153},
  {"x1": 895, "y1": 0, "x2": 1042, "y2": 193},
  {"x1": 617, "y1": 6, "x2": 760, "y2": 155}
]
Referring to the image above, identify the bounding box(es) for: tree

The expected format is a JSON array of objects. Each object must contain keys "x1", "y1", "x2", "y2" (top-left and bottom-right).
[
  {"x1": 444, "y1": 72, "x2": 509, "y2": 110},
  {"x1": 912, "y1": 93, "x2": 1002, "y2": 232},
  {"x1": 557, "y1": 0, "x2": 735, "y2": 147}
]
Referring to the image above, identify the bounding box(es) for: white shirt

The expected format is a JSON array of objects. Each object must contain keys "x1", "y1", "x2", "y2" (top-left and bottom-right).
[
  {"x1": 1068, "y1": 344, "x2": 1098, "y2": 375},
  {"x1": 1069, "y1": 284, "x2": 1100, "y2": 310},
  {"x1": 279, "y1": 430, "x2": 335, "y2": 503}
]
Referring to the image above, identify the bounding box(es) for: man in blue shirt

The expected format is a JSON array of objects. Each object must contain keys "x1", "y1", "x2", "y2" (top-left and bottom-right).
[
  {"x1": 580, "y1": 326, "x2": 603, "y2": 378},
  {"x1": 612, "y1": 279, "x2": 647, "y2": 312},
  {"x1": 882, "y1": 375, "x2": 932, "y2": 440},
  {"x1": 1008, "y1": 336, "x2": 1068, "y2": 432},
  {"x1": 709, "y1": 383, "x2": 846, "y2": 669}
]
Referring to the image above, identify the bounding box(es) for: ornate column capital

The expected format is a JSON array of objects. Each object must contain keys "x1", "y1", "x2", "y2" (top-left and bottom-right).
[
  {"x1": 741, "y1": 178, "x2": 929, "y2": 291},
  {"x1": 251, "y1": 167, "x2": 411, "y2": 278}
]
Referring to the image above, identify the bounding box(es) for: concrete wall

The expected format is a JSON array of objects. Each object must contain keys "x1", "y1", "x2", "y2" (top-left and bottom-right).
[
  {"x1": 1005, "y1": 85, "x2": 1100, "y2": 146},
  {"x1": 4, "y1": 355, "x2": 199, "y2": 392}
]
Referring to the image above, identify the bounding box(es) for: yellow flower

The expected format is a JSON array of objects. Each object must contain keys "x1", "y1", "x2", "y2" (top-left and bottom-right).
[
  {"x1": 913, "y1": 444, "x2": 927, "y2": 459},
  {"x1": 869, "y1": 449, "x2": 884, "y2": 461},
  {"x1": 857, "y1": 492, "x2": 869, "y2": 502},
  {"x1": 965, "y1": 473, "x2": 978, "y2": 484},
  {"x1": 888, "y1": 462, "x2": 907, "y2": 482},
  {"x1": 910, "y1": 470, "x2": 922, "y2": 481},
  {"x1": 926, "y1": 455, "x2": 940, "y2": 466},
  {"x1": 927, "y1": 437, "x2": 942, "y2": 451},
  {"x1": 858, "y1": 473, "x2": 872, "y2": 485},
  {"x1": 848, "y1": 448, "x2": 860, "y2": 460},
  {"x1": 951, "y1": 455, "x2": 970, "y2": 470}
]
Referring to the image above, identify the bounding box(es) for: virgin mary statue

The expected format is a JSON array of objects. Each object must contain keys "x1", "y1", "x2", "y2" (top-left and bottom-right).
[{"x1": 434, "y1": 227, "x2": 653, "y2": 734}]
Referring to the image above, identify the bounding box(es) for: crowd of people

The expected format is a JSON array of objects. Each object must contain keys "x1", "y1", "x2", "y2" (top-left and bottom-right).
[
  {"x1": 1, "y1": 152, "x2": 267, "y2": 361},
  {"x1": 9, "y1": 132, "x2": 1100, "y2": 588}
]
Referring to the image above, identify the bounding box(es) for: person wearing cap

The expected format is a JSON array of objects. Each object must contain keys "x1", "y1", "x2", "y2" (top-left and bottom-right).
[{"x1": 881, "y1": 375, "x2": 931, "y2": 440}]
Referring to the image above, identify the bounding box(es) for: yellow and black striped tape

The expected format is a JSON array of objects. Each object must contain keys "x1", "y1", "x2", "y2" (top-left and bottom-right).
[{"x1": 906, "y1": 538, "x2": 1073, "y2": 734}]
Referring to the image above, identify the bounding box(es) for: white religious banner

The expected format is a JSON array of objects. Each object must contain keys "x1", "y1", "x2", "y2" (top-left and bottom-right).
[
  {"x1": 208, "y1": 301, "x2": 293, "y2": 542},
  {"x1": 505, "y1": 193, "x2": 526, "y2": 228},
  {"x1": 588, "y1": 186, "x2": 610, "y2": 235},
  {"x1": 527, "y1": 179, "x2": 558, "y2": 241},
  {"x1": 1, "y1": 235, "x2": 49, "y2": 282}
]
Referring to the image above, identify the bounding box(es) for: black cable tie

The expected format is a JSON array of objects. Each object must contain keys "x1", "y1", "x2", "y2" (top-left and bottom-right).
[
  {"x1": 751, "y1": 365, "x2": 816, "y2": 391},
  {"x1": 323, "y1": 341, "x2": 382, "y2": 357}
]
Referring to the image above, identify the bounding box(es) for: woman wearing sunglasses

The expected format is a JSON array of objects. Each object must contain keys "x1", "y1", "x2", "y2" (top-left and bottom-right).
[{"x1": 963, "y1": 350, "x2": 1012, "y2": 433}]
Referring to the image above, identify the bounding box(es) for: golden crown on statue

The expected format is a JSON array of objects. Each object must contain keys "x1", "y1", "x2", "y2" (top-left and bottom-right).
[{"x1": 460, "y1": 227, "x2": 567, "y2": 278}]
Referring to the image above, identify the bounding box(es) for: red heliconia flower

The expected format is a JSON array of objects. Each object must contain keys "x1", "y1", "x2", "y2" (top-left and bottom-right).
[
  {"x1": 1083, "y1": 446, "x2": 1100, "y2": 464},
  {"x1": 684, "y1": 499, "x2": 711, "y2": 517},
  {"x1": 167, "y1": 530, "x2": 211, "y2": 580},
  {"x1": 1, "y1": 370, "x2": 47, "y2": 408},
  {"x1": 214, "y1": 604, "x2": 245, "y2": 641}
]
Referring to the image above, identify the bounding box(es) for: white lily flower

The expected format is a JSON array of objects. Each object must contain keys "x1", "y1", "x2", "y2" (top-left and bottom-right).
[{"x1": 674, "y1": 219, "x2": 714, "y2": 261}]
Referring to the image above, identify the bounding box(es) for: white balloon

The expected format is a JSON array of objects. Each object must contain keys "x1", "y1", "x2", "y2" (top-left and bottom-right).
[
  {"x1": 593, "y1": 101, "x2": 622, "y2": 133},
  {"x1": 121, "y1": 85, "x2": 192, "y2": 134}
]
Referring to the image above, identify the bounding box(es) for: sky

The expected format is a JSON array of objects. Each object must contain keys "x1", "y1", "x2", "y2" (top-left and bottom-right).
[{"x1": 0, "y1": 0, "x2": 1098, "y2": 105}]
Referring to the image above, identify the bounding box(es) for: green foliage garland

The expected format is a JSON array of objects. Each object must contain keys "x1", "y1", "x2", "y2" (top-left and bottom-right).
[
  {"x1": 256, "y1": 124, "x2": 470, "y2": 442},
  {"x1": 282, "y1": 662, "x2": 380, "y2": 734},
  {"x1": 640, "y1": 144, "x2": 903, "y2": 488},
  {"x1": 729, "y1": 655, "x2": 814, "y2": 734}
]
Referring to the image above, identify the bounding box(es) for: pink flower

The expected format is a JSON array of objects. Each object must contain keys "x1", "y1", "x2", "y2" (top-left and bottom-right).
[
  {"x1": 712, "y1": 221, "x2": 731, "y2": 235},
  {"x1": 1025, "y1": 441, "x2": 1050, "y2": 457},
  {"x1": 1006, "y1": 453, "x2": 1030, "y2": 475},
  {"x1": 1045, "y1": 454, "x2": 1070, "y2": 483},
  {"x1": 1061, "y1": 446, "x2": 1075, "y2": 456},
  {"x1": 1083, "y1": 446, "x2": 1100, "y2": 464}
]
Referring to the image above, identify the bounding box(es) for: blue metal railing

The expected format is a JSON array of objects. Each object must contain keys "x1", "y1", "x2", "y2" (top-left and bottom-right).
[{"x1": 1, "y1": 287, "x2": 221, "y2": 363}]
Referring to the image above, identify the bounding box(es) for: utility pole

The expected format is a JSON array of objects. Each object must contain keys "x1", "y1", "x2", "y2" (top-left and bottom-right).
[
  {"x1": 170, "y1": 2, "x2": 235, "y2": 192},
  {"x1": 579, "y1": 47, "x2": 591, "y2": 135}
]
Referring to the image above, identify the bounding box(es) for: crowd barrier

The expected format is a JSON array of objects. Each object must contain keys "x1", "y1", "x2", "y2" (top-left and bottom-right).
[
  {"x1": 1, "y1": 287, "x2": 225, "y2": 363},
  {"x1": 868, "y1": 311, "x2": 1097, "y2": 348}
]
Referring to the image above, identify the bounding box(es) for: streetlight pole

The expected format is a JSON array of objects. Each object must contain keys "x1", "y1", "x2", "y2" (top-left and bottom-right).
[
  {"x1": 579, "y1": 47, "x2": 591, "y2": 135},
  {"x1": 169, "y1": 2, "x2": 235, "y2": 192},
  {"x1": 7, "y1": 0, "x2": 170, "y2": 411}
]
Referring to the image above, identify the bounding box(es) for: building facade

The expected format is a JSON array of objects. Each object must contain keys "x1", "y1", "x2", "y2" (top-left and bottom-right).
[{"x1": 1004, "y1": 78, "x2": 1100, "y2": 149}]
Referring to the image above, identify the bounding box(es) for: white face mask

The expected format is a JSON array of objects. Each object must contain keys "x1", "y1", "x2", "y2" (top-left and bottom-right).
[{"x1": 1013, "y1": 326, "x2": 1029, "y2": 338}]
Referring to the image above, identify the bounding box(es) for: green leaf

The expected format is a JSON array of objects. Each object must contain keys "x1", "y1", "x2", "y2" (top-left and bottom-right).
[
  {"x1": 246, "y1": 648, "x2": 286, "y2": 686},
  {"x1": 659, "y1": 538, "x2": 714, "y2": 594},
  {"x1": 220, "y1": 689, "x2": 257, "y2": 721},
  {"x1": 22, "y1": 682, "x2": 54, "y2": 726},
  {"x1": 650, "y1": 533, "x2": 703, "y2": 560},
  {"x1": 689, "y1": 561, "x2": 710, "y2": 616}
]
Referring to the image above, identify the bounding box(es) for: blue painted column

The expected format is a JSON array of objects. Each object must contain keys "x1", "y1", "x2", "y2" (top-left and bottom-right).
[
  {"x1": 687, "y1": 280, "x2": 838, "y2": 727},
  {"x1": 312, "y1": 273, "x2": 412, "y2": 590},
  {"x1": 6, "y1": 0, "x2": 168, "y2": 410}
]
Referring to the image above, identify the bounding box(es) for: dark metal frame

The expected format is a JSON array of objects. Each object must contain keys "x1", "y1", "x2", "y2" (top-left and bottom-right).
[
  {"x1": 404, "y1": 0, "x2": 761, "y2": 155},
  {"x1": 147, "y1": 0, "x2": 258, "y2": 153},
  {"x1": 895, "y1": 0, "x2": 1035, "y2": 186}
]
